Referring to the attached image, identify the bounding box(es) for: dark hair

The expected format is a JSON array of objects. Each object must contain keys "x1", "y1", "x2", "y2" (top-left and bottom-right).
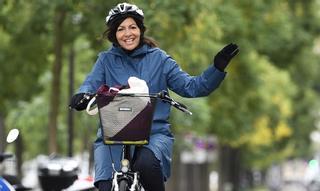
[{"x1": 102, "y1": 16, "x2": 158, "y2": 48}]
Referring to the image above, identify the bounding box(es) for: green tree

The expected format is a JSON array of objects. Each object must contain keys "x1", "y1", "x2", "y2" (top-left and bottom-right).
[
  {"x1": 4, "y1": 0, "x2": 118, "y2": 157},
  {"x1": 207, "y1": 1, "x2": 320, "y2": 190},
  {"x1": 137, "y1": 0, "x2": 320, "y2": 190},
  {"x1": 2, "y1": 1, "x2": 320, "y2": 191},
  {"x1": 0, "y1": 0, "x2": 49, "y2": 152}
]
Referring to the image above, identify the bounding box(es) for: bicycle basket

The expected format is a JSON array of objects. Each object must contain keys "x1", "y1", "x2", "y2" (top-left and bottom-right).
[{"x1": 96, "y1": 92, "x2": 156, "y2": 145}]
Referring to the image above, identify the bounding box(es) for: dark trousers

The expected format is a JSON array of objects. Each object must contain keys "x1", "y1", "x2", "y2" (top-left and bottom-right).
[{"x1": 98, "y1": 147, "x2": 165, "y2": 191}]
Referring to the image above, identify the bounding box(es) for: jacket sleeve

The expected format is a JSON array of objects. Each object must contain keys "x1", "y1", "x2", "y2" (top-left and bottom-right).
[
  {"x1": 78, "y1": 54, "x2": 106, "y2": 93},
  {"x1": 164, "y1": 55, "x2": 226, "y2": 98}
]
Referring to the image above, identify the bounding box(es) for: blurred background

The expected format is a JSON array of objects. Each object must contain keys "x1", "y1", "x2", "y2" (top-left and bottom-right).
[{"x1": 1, "y1": 0, "x2": 320, "y2": 191}]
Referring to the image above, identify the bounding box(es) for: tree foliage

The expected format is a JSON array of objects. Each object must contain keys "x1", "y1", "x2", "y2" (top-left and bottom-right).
[
  {"x1": 1, "y1": 0, "x2": 320, "y2": 181},
  {"x1": 0, "y1": 1, "x2": 49, "y2": 110}
]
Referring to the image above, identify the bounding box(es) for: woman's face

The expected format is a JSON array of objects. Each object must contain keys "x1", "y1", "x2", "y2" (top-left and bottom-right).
[{"x1": 116, "y1": 17, "x2": 141, "y2": 51}]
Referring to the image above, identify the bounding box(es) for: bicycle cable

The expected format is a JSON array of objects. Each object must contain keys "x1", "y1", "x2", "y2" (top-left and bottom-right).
[{"x1": 108, "y1": 146, "x2": 117, "y2": 172}]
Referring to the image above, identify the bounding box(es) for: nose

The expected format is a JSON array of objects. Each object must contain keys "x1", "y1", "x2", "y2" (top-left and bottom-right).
[{"x1": 124, "y1": 28, "x2": 132, "y2": 36}]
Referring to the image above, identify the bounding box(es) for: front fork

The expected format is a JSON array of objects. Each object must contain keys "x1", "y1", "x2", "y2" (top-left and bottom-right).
[
  {"x1": 129, "y1": 172, "x2": 139, "y2": 191},
  {"x1": 112, "y1": 158, "x2": 140, "y2": 191},
  {"x1": 112, "y1": 171, "x2": 140, "y2": 191}
]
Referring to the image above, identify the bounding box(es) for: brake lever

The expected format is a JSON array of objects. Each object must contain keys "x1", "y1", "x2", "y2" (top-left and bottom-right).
[
  {"x1": 69, "y1": 93, "x2": 96, "y2": 110},
  {"x1": 79, "y1": 93, "x2": 95, "y2": 104},
  {"x1": 173, "y1": 101, "x2": 192, "y2": 115},
  {"x1": 158, "y1": 91, "x2": 192, "y2": 115}
]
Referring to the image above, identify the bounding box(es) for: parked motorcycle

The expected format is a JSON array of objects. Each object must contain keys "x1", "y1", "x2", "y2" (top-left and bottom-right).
[
  {"x1": 37, "y1": 154, "x2": 96, "y2": 191},
  {"x1": 0, "y1": 129, "x2": 31, "y2": 191}
]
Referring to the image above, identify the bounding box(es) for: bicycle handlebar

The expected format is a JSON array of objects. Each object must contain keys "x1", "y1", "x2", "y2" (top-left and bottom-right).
[
  {"x1": 76, "y1": 90, "x2": 192, "y2": 115},
  {"x1": 157, "y1": 91, "x2": 192, "y2": 115},
  {"x1": 0, "y1": 153, "x2": 13, "y2": 163},
  {"x1": 109, "y1": 91, "x2": 192, "y2": 115}
]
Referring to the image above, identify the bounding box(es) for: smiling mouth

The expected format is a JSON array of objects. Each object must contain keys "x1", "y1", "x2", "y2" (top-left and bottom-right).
[{"x1": 124, "y1": 39, "x2": 134, "y2": 44}]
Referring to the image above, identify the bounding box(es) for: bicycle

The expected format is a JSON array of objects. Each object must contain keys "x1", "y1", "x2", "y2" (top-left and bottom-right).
[{"x1": 77, "y1": 89, "x2": 192, "y2": 191}]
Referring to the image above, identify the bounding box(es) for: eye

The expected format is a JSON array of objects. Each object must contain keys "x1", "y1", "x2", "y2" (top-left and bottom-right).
[
  {"x1": 130, "y1": 25, "x2": 138, "y2": 30},
  {"x1": 117, "y1": 27, "x2": 124, "y2": 32}
]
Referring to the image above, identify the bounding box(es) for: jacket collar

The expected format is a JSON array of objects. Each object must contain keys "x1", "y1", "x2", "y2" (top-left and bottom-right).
[{"x1": 108, "y1": 44, "x2": 157, "y2": 57}]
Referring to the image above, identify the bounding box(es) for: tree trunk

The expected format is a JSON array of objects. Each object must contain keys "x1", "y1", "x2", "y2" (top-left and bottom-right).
[
  {"x1": 0, "y1": 113, "x2": 5, "y2": 153},
  {"x1": 68, "y1": 44, "x2": 75, "y2": 157},
  {"x1": 48, "y1": 6, "x2": 66, "y2": 154},
  {"x1": 15, "y1": 135, "x2": 23, "y2": 179},
  {"x1": 218, "y1": 144, "x2": 241, "y2": 191}
]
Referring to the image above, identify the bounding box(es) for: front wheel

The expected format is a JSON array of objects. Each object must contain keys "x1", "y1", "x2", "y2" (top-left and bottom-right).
[{"x1": 119, "y1": 179, "x2": 129, "y2": 191}]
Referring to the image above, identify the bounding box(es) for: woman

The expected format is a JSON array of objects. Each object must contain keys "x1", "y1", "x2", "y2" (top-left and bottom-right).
[{"x1": 70, "y1": 2, "x2": 239, "y2": 191}]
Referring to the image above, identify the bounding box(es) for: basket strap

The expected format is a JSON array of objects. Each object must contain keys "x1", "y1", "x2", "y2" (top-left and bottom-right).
[{"x1": 86, "y1": 97, "x2": 98, "y2": 115}]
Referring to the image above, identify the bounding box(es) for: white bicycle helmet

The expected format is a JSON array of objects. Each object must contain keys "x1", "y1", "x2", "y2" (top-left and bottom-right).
[{"x1": 106, "y1": 3, "x2": 144, "y2": 25}]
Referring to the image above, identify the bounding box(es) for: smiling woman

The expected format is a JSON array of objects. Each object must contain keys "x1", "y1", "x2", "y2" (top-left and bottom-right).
[
  {"x1": 115, "y1": 18, "x2": 141, "y2": 51},
  {"x1": 69, "y1": 2, "x2": 238, "y2": 191},
  {"x1": 103, "y1": 3, "x2": 158, "y2": 51}
]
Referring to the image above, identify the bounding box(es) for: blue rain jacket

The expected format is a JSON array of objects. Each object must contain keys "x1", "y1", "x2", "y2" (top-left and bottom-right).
[{"x1": 78, "y1": 44, "x2": 226, "y2": 184}]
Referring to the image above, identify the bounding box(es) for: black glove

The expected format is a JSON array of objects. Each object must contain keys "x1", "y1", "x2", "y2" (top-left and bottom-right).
[
  {"x1": 69, "y1": 93, "x2": 90, "y2": 111},
  {"x1": 213, "y1": 43, "x2": 239, "y2": 71}
]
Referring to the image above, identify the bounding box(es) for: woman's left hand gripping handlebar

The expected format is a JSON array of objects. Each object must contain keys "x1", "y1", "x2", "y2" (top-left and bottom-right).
[{"x1": 69, "y1": 93, "x2": 95, "y2": 111}]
